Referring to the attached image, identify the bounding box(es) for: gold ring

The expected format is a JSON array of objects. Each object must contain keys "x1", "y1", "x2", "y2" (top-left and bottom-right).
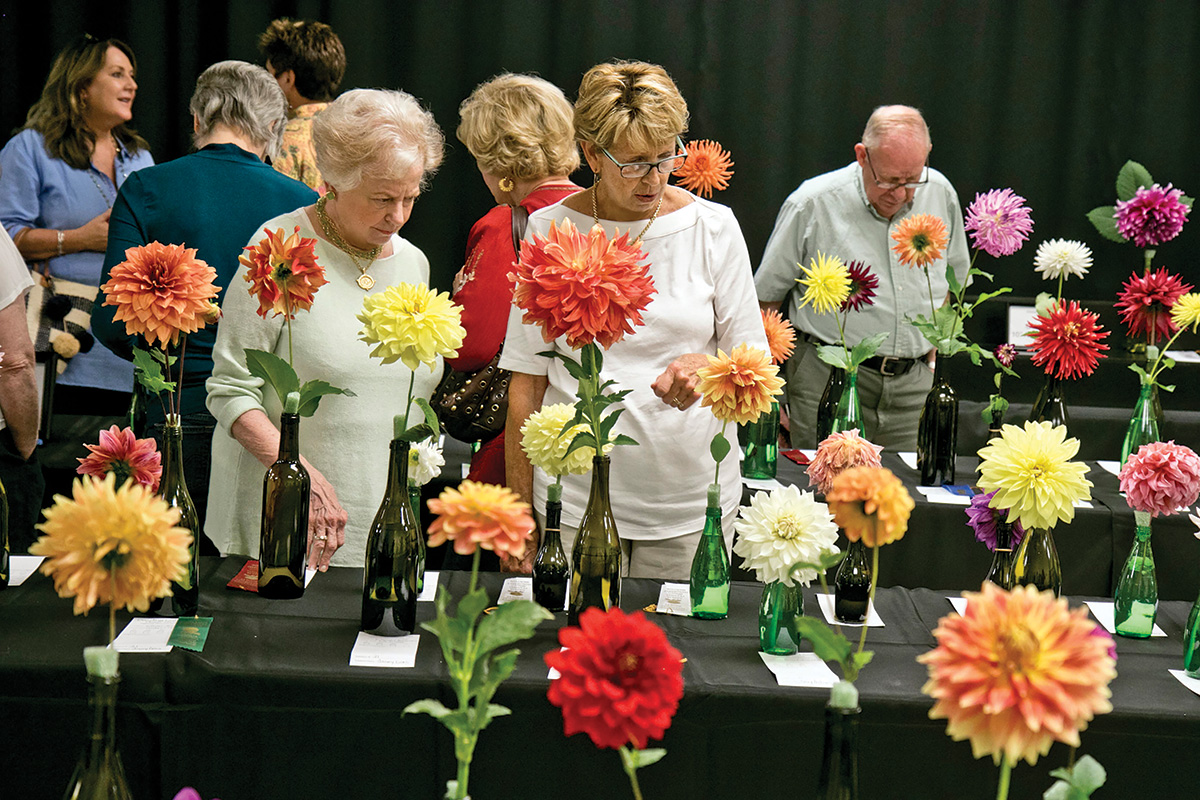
[{"x1": 316, "y1": 535, "x2": 328, "y2": 542}]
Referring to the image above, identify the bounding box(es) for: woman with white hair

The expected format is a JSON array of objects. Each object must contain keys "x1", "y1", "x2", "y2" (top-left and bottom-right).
[
  {"x1": 94, "y1": 60, "x2": 317, "y2": 548},
  {"x1": 206, "y1": 88, "x2": 445, "y2": 570}
]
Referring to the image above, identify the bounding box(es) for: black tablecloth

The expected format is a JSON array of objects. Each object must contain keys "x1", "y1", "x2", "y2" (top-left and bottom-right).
[{"x1": 2, "y1": 561, "x2": 1199, "y2": 800}]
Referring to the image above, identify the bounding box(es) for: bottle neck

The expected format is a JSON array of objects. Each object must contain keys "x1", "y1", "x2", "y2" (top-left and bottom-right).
[
  {"x1": 277, "y1": 413, "x2": 301, "y2": 461},
  {"x1": 587, "y1": 455, "x2": 611, "y2": 500},
  {"x1": 543, "y1": 499, "x2": 563, "y2": 545},
  {"x1": 86, "y1": 676, "x2": 120, "y2": 759},
  {"x1": 161, "y1": 419, "x2": 185, "y2": 487},
  {"x1": 387, "y1": 439, "x2": 411, "y2": 495}
]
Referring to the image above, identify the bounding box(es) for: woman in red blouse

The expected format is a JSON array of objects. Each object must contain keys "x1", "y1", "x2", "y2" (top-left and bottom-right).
[{"x1": 451, "y1": 73, "x2": 581, "y2": 486}]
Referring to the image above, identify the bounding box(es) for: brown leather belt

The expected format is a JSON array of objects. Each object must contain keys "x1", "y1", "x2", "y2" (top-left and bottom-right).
[{"x1": 799, "y1": 332, "x2": 919, "y2": 377}]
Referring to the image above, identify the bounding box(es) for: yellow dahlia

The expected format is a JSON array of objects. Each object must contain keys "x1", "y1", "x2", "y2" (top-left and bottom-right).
[
  {"x1": 795, "y1": 252, "x2": 850, "y2": 315},
  {"x1": 427, "y1": 481, "x2": 535, "y2": 559},
  {"x1": 521, "y1": 403, "x2": 610, "y2": 477},
  {"x1": 761, "y1": 307, "x2": 796, "y2": 365},
  {"x1": 919, "y1": 582, "x2": 1116, "y2": 766},
  {"x1": 976, "y1": 421, "x2": 1092, "y2": 531},
  {"x1": 1170, "y1": 292, "x2": 1200, "y2": 332},
  {"x1": 824, "y1": 466, "x2": 914, "y2": 547},
  {"x1": 101, "y1": 241, "x2": 220, "y2": 347},
  {"x1": 891, "y1": 213, "x2": 949, "y2": 268},
  {"x1": 30, "y1": 474, "x2": 193, "y2": 615},
  {"x1": 696, "y1": 343, "x2": 784, "y2": 425},
  {"x1": 357, "y1": 283, "x2": 466, "y2": 370}
]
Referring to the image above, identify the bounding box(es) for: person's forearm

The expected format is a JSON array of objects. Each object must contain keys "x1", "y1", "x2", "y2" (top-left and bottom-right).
[
  {"x1": 13, "y1": 227, "x2": 92, "y2": 261},
  {"x1": 0, "y1": 365, "x2": 39, "y2": 458},
  {"x1": 229, "y1": 408, "x2": 282, "y2": 468},
  {"x1": 504, "y1": 372, "x2": 548, "y2": 505}
]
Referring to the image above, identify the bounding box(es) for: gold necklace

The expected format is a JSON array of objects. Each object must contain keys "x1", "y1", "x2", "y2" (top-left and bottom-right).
[
  {"x1": 591, "y1": 184, "x2": 663, "y2": 245},
  {"x1": 315, "y1": 195, "x2": 383, "y2": 290}
]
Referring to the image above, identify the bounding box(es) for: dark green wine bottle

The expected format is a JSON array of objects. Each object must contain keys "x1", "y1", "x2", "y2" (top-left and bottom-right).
[
  {"x1": 834, "y1": 538, "x2": 871, "y2": 623},
  {"x1": 0, "y1": 473, "x2": 9, "y2": 590},
  {"x1": 567, "y1": 455, "x2": 621, "y2": 625},
  {"x1": 689, "y1": 484, "x2": 729, "y2": 619},
  {"x1": 361, "y1": 419, "x2": 422, "y2": 635},
  {"x1": 816, "y1": 368, "x2": 846, "y2": 448},
  {"x1": 258, "y1": 393, "x2": 309, "y2": 599},
  {"x1": 532, "y1": 485, "x2": 568, "y2": 612},
  {"x1": 160, "y1": 415, "x2": 199, "y2": 616},
  {"x1": 62, "y1": 647, "x2": 133, "y2": 800}
]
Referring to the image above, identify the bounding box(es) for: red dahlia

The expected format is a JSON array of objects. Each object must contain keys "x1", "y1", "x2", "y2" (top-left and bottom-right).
[
  {"x1": 1115, "y1": 267, "x2": 1193, "y2": 342},
  {"x1": 1028, "y1": 300, "x2": 1110, "y2": 380}
]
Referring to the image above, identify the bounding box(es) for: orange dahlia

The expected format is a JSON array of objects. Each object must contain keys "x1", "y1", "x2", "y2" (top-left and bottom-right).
[
  {"x1": 1028, "y1": 299, "x2": 1110, "y2": 380},
  {"x1": 426, "y1": 480, "x2": 535, "y2": 559},
  {"x1": 673, "y1": 138, "x2": 734, "y2": 198},
  {"x1": 101, "y1": 242, "x2": 220, "y2": 347},
  {"x1": 824, "y1": 465, "x2": 914, "y2": 547},
  {"x1": 760, "y1": 308, "x2": 796, "y2": 365},
  {"x1": 76, "y1": 425, "x2": 161, "y2": 492},
  {"x1": 891, "y1": 213, "x2": 949, "y2": 268},
  {"x1": 510, "y1": 219, "x2": 657, "y2": 350},
  {"x1": 240, "y1": 226, "x2": 328, "y2": 319},
  {"x1": 919, "y1": 582, "x2": 1116, "y2": 766},
  {"x1": 696, "y1": 343, "x2": 784, "y2": 425}
]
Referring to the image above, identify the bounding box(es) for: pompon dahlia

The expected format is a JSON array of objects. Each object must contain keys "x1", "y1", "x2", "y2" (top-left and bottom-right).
[
  {"x1": 1028, "y1": 299, "x2": 1110, "y2": 380},
  {"x1": 1171, "y1": 292, "x2": 1200, "y2": 332},
  {"x1": 994, "y1": 343, "x2": 1016, "y2": 369},
  {"x1": 1115, "y1": 268, "x2": 1193, "y2": 341},
  {"x1": 239, "y1": 226, "x2": 327, "y2": 319},
  {"x1": 964, "y1": 188, "x2": 1034, "y2": 258},
  {"x1": 511, "y1": 219, "x2": 657, "y2": 350},
  {"x1": 101, "y1": 242, "x2": 220, "y2": 347},
  {"x1": 407, "y1": 438, "x2": 445, "y2": 487},
  {"x1": 977, "y1": 421, "x2": 1092, "y2": 531},
  {"x1": 521, "y1": 402, "x2": 608, "y2": 477},
  {"x1": 1033, "y1": 239, "x2": 1092, "y2": 282},
  {"x1": 696, "y1": 343, "x2": 784, "y2": 425},
  {"x1": 1119, "y1": 441, "x2": 1200, "y2": 518},
  {"x1": 673, "y1": 138, "x2": 733, "y2": 198},
  {"x1": 761, "y1": 308, "x2": 796, "y2": 365},
  {"x1": 357, "y1": 283, "x2": 466, "y2": 370},
  {"x1": 545, "y1": 607, "x2": 683, "y2": 750},
  {"x1": 732, "y1": 484, "x2": 840, "y2": 586},
  {"x1": 806, "y1": 429, "x2": 883, "y2": 495},
  {"x1": 891, "y1": 213, "x2": 949, "y2": 268},
  {"x1": 77, "y1": 426, "x2": 162, "y2": 492},
  {"x1": 965, "y1": 489, "x2": 1025, "y2": 552},
  {"x1": 30, "y1": 473, "x2": 192, "y2": 615},
  {"x1": 426, "y1": 480, "x2": 534, "y2": 559},
  {"x1": 841, "y1": 260, "x2": 878, "y2": 312},
  {"x1": 1114, "y1": 183, "x2": 1191, "y2": 248},
  {"x1": 796, "y1": 251, "x2": 850, "y2": 314},
  {"x1": 919, "y1": 582, "x2": 1116, "y2": 766},
  {"x1": 824, "y1": 466, "x2": 914, "y2": 547}
]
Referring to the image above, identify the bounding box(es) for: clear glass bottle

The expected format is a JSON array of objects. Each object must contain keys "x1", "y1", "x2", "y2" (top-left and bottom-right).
[
  {"x1": 816, "y1": 368, "x2": 846, "y2": 447},
  {"x1": 1114, "y1": 513, "x2": 1157, "y2": 638},
  {"x1": 62, "y1": 647, "x2": 133, "y2": 800},
  {"x1": 258, "y1": 393, "x2": 309, "y2": 599},
  {"x1": 916, "y1": 357, "x2": 958, "y2": 486},
  {"x1": 829, "y1": 369, "x2": 862, "y2": 436},
  {"x1": 160, "y1": 415, "x2": 199, "y2": 616},
  {"x1": 742, "y1": 401, "x2": 780, "y2": 479},
  {"x1": 1120, "y1": 382, "x2": 1160, "y2": 467},
  {"x1": 1012, "y1": 526, "x2": 1062, "y2": 596},
  {"x1": 758, "y1": 581, "x2": 803, "y2": 655},
  {"x1": 689, "y1": 484, "x2": 730, "y2": 619},
  {"x1": 834, "y1": 538, "x2": 871, "y2": 623},
  {"x1": 567, "y1": 456, "x2": 621, "y2": 625},
  {"x1": 532, "y1": 486, "x2": 569, "y2": 612},
  {"x1": 816, "y1": 704, "x2": 861, "y2": 800}
]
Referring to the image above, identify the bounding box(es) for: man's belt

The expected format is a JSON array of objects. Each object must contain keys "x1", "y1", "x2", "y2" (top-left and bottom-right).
[{"x1": 799, "y1": 332, "x2": 919, "y2": 377}]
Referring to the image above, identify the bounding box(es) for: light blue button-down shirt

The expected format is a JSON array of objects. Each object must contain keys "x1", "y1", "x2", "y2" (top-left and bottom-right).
[
  {"x1": 755, "y1": 162, "x2": 970, "y2": 359},
  {"x1": 0, "y1": 128, "x2": 153, "y2": 391}
]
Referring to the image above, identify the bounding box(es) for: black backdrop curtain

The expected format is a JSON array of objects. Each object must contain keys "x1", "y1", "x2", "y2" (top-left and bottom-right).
[{"x1": 3, "y1": 0, "x2": 1198, "y2": 301}]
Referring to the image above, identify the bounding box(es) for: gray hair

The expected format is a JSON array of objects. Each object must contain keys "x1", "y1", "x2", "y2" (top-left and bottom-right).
[
  {"x1": 190, "y1": 60, "x2": 287, "y2": 159},
  {"x1": 313, "y1": 88, "x2": 444, "y2": 191},
  {"x1": 861, "y1": 105, "x2": 931, "y2": 150}
]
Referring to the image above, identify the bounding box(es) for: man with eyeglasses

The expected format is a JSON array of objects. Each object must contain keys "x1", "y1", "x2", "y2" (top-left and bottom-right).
[{"x1": 755, "y1": 105, "x2": 969, "y2": 451}]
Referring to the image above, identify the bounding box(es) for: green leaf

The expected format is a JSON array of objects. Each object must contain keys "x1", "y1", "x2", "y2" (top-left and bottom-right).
[
  {"x1": 848, "y1": 332, "x2": 890, "y2": 367},
  {"x1": 629, "y1": 748, "x2": 668, "y2": 769},
  {"x1": 816, "y1": 344, "x2": 852, "y2": 371},
  {"x1": 413, "y1": 397, "x2": 439, "y2": 439},
  {"x1": 564, "y1": 431, "x2": 599, "y2": 458},
  {"x1": 611, "y1": 433, "x2": 639, "y2": 447},
  {"x1": 132, "y1": 348, "x2": 176, "y2": 394},
  {"x1": 850, "y1": 650, "x2": 874, "y2": 671},
  {"x1": 598, "y1": 407, "x2": 625, "y2": 443},
  {"x1": 245, "y1": 349, "x2": 300, "y2": 408},
  {"x1": 1045, "y1": 754, "x2": 1107, "y2": 800},
  {"x1": 709, "y1": 431, "x2": 731, "y2": 463},
  {"x1": 1086, "y1": 206, "x2": 1126, "y2": 243},
  {"x1": 1116, "y1": 159, "x2": 1153, "y2": 201},
  {"x1": 397, "y1": 424, "x2": 436, "y2": 443},
  {"x1": 944, "y1": 261, "x2": 961, "y2": 296},
  {"x1": 455, "y1": 586, "x2": 491, "y2": 630},
  {"x1": 795, "y1": 617, "x2": 852, "y2": 666},
  {"x1": 1034, "y1": 292, "x2": 1057, "y2": 316},
  {"x1": 474, "y1": 599, "x2": 552, "y2": 656},
  {"x1": 1182, "y1": 194, "x2": 1195, "y2": 209},
  {"x1": 482, "y1": 703, "x2": 512, "y2": 725},
  {"x1": 296, "y1": 379, "x2": 355, "y2": 417},
  {"x1": 789, "y1": 550, "x2": 846, "y2": 576},
  {"x1": 403, "y1": 698, "x2": 452, "y2": 719},
  {"x1": 1159, "y1": 382, "x2": 1176, "y2": 393}
]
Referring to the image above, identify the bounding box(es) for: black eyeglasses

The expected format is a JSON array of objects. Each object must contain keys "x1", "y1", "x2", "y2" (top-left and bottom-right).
[
  {"x1": 863, "y1": 147, "x2": 929, "y2": 191},
  {"x1": 600, "y1": 137, "x2": 688, "y2": 179}
]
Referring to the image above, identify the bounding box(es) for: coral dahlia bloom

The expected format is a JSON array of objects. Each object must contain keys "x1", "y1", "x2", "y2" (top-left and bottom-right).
[
  {"x1": 1114, "y1": 183, "x2": 1191, "y2": 248},
  {"x1": 101, "y1": 242, "x2": 220, "y2": 347},
  {"x1": 806, "y1": 429, "x2": 883, "y2": 495},
  {"x1": 977, "y1": 421, "x2": 1092, "y2": 531},
  {"x1": 796, "y1": 251, "x2": 850, "y2": 314},
  {"x1": 521, "y1": 402, "x2": 608, "y2": 477},
  {"x1": 964, "y1": 188, "x2": 1035, "y2": 258},
  {"x1": 761, "y1": 308, "x2": 796, "y2": 365},
  {"x1": 919, "y1": 582, "x2": 1116, "y2": 766},
  {"x1": 545, "y1": 607, "x2": 684, "y2": 750},
  {"x1": 357, "y1": 283, "x2": 466, "y2": 370},
  {"x1": 426, "y1": 481, "x2": 534, "y2": 559},
  {"x1": 1028, "y1": 300, "x2": 1110, "y2": 380},
  {"x1": 1033, "y1": 239, "x2": 1092, "y2": 282},
  {"x1": 965, "y1": 490, "x2": 1025, "y2": 552},
  {"x1": 1170, "y1": 292, "x2": 1200, "y2": 332},
  {"x1": 239, "y1": 227, "x2": 327, "y2": 319},
  {"x1": 673, "y1": 138, "x2": 733, "y2": 198},
  {"x1": 824, "y1": 466, "x2": 914, "y2": 547},
  {"x1": 841, "y1": 260, "x2": 878, "y2": 312},
  {"x1": 1119, "y1": 441, "x2": 1200, "y2": 518},
  {"x1": 30, "y1": 474, "x2": 193, "y2": 615},
  {"x1": 1115, "y1": 268, "x2": 1193, "y2": 341},
  {"x1": 696, "y1": 343, "x2": 784, "y2": 425},
  {"x1": 891, "y1": 213, "x2": 949, "y2": 268},
  {"x1": 511, "y1": 219, "x2": 657, "y2": 350},
  {"x1": 732, "y1": 484, "x2": 839, "y2": 586},
  {"x1": 76, "y1": 426, "x2": 162, "y2": 492}
]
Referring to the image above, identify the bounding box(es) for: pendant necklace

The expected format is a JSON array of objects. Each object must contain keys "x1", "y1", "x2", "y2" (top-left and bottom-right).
[
  {"x1": 88, "y1": 135, "x2": 127, "y2": 209},
  {"x1": 591, "y1": 184, "x2": 663, "y2": 246},
  {"x1": 315, "y1": 194, "x2": 383, "y2": 290}
]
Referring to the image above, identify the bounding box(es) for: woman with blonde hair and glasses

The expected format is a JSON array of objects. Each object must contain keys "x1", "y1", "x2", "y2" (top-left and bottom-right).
[{"x1": 501, "y1": 61, "x2": 766, "y2": 579}]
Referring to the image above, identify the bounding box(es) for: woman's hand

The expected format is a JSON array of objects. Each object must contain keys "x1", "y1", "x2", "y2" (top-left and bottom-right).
[
  {"x1": 651, "y1": 352, "x2": 709, "y2": 410},
  {"x1": 306, "y1": 465, "x2": 349, "y2": 571},
  {"x1": 73, "y1": 209, "x2": 111, "y2": 253}
]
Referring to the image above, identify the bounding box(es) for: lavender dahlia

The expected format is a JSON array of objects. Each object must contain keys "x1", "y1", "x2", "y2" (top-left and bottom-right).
[
  {"x1": 964, "y1": 188, "x2": 1034, "y2": 258},
  {"x1": 966, "y1": 490, "x2": 1025, "y2": 552}
]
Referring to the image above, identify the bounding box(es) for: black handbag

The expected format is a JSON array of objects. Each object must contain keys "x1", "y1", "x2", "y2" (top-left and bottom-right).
[{"x1": 431, "y1": 205, "x2": 528, "y2": 442}]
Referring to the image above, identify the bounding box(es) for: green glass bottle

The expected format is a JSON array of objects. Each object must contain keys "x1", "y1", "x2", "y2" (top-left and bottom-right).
[
  {"x1": 689, "y1": 484, "x2": 730, "y2": 619},
  {"x1": 1184, "y1": 588, "x2": 1200, "y2": 678},
  {"x1": 829, "y1": 368, "x2": 862, "y2": 436},
  {"x1": 1120, "y1": 382, "x2": 1160, "y2": 467},
  {"x1": 0, "y1": 474, "x2": 9, "y2": 590},
  {"x1": 361, "y1": 419, "x2": 422, "y2": 635},
  {"x1": 916, "y1": 357, "x2": 958, "y2": 486},
  {"x1": 407, "y1": 481, "x2": 426, "y2": 594},
  {"x1": 1012, "y1": 526, "x2": 1062, "y2": 596},
  {"x1": 983, "y1": 520, "x2": 1016, "y2": 591},
  {"x1": 815, "y1": 368, "x2": 846, "y2": 447},
  {"x1": 833, "y1": 538, "x2": 871, "y2": 623},
  {"x1": 1114, "y1": 513, "x2": 1157, "y2": 639},
  {"x1": 758, "y1": 580, "x2": 803, "y2": 655},
  {"x1": 532, "y1": 484, "x2": 569, "y2": 612},
  {"x1": 742, "y1": 401, "x2": 780, "y2": 479},
  {"x1": 1029, "y1": 374, "x2": 1070, "y2": 432},
  {"x1": 160, "y1": 415, "x2": 199, "y2": 616},
  {"x1": 567, "y1": 455, "x2": 621, "y2": 626},
  {"x1": 816, "y1": 704, "x2": 861, "y2": 800},
  {"x1": 258, "y1": 393, "x2": 309, "y2": 599},
  {"x1": 62, "y1": 647, "x2": 133, "y2": 800}
]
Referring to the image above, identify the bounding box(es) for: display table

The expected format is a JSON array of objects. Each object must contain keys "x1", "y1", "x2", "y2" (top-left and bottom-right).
[{"x1": 2, "y1": 561, "x2": 1198, "y2": 800}]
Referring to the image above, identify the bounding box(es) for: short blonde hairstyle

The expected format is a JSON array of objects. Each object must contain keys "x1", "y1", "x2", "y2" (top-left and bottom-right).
[
  {"x1": 573, "y1": 61, "x2": 688, "y2": 153},
  {"x1": 313, "y1": 88, "x2": 444, "y2": 190},
  {"x1": 457, "y1": 73, "x2": 579, "y2": 180},
  {"x1": 861, "y1": 105, "x2": 931, "y2": 150}
]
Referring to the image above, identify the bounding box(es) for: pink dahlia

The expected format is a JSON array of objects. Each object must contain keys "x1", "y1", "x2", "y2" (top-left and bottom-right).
[
  {"x1": 1115, "y1": 268, "x2": 1193, "y2": 342},
  {"x1": 1114, "y1": 183, "x2": 1191, "y2": 248},
  {"x1": 1119, "y1": 441, "x2": 1200, "y2": 518},
  {"x1": 841, "y1": 261, "x2": 879, "y2": 312},
  {"x1": 806, "y1": 429, "x2": 884, "y2": 495},
  {"x1": 76, "y1": 426, "x2": 162, "y2": 491},
  {"x1": 964, "y1": 188, "x2": 1034, "y2": 258},
  {"x1": 994, "y1": 343, "x2": 1016, "y2": 369}
]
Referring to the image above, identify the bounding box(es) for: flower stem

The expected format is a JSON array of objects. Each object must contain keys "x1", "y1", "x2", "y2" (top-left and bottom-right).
[
  {"x1": 1144, "y1": 247, "x2": 1155, "y2": 275},
  {"x1": 108, "y1": 572, "x2": 117, "y2": 645},
  {"x1": 284, "y1": 294, "x2": 294, "y2": 367},
  {"x1": 856, "y1": 543, "x2": 880, "y2": 657},
  {"x1": 1056, "y1": 273, "x2": 1064, "y2": 302},
  {"x1": 620, "y1": 747, "x2": 646, "y2": 800},
  {"x1": 995, "y1": 754, "x2": 1012, "y2": 800},
  {"x1": 1146, "y1": 328, "x2": 1185, "y2": 386},
  {"x1": 402, "y1": 371, "x2": 416, "y2": 434},
  {"x1": 924, "y1": 266, "x2": 937, "y2": 320},
  {"x1": 177, "y1": 335, "x2": 188, "y2": 418},
  {"x1": 467, "y1": 548, "x2": 480, "y2": 597},
  {"x1": 713, "y1": 422, "x2": 726, "y2": 487}
]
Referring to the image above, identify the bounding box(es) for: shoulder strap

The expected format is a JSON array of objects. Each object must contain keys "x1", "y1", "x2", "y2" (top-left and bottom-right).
[{"x1": 511, "y1": 204, "x2": 530, "y2": 256}]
